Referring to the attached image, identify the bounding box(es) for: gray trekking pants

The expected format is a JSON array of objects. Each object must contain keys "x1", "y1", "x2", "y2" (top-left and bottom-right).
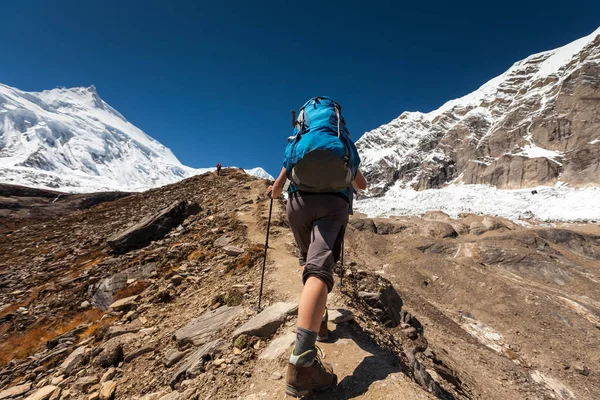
[{"x1": 286, "y1": 193, "x2": 349, "y2": 292}]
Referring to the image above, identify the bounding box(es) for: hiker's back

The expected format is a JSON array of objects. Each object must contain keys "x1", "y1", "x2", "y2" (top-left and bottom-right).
[{"x1": 284, "y1": 97, "x2": 360, "y2": 193}]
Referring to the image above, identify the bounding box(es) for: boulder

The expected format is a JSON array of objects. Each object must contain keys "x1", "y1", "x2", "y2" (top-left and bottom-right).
[
  {"x1": 174, "y1": 306, "x2": 244, "y2": 347},
  {"x1": 213, "y1": 235, "x2": 231, "y2": 248},
  {"x1": 170, "y1": 340, "x2": 221, "y2": 388},
  {"x1": 349, "y1": 219, "x2": 377, "y2": 233},
  {"x1": 107, "y1": 295, "x2": 138, "y2": 311},
  {"x1": 99, "y1": 381, "x2": 117, "y2": 400},
  {"x1": 0, "y1": 383, "x2": 32, "y2": 399},
  {"x1": 73, "y1": 376, "x2": 99, "y2": 393},
  {"x1": 105, "y1": 326, "x2": 140, "y2": 340},
  {"x1": 375, "y1": 222, "x2": 407, "y2": 235},
  {"x1": 417, "y1": 221, "x2": 458, "y2": 239},
  {"x1": 359, "y1": 284, "x2": 403, "y2": 328},
  {"x1": 59, "y1": 345, "x2": 88, "y2": 376},
  {"x1": 100, "y1": 368, "x2": 116, "y2": 384},
  {"x1": 89, "y1": 263, "x2": 156, "y2": 310},
  {"x1": 107, "y1": 201, "x2": 201, "y2": 254},
  {"x1": 124, "y1": 345, "x2": 154, "y2": 362},
  {"x1": 24, "y1": 386, "x2": 57, "y2": 400},
  {"x1": 232, "y1": 302, "x2": 298, "y2": 339},
  {"x1": 223, "y1": 246, "x2": 244, "y2": 256},
  {"x1": 94, "y1": 333, "x2": 138, "y2": 368},
  {"x1": 164, "y1": 349, "x2": 189, "y2": 367}
]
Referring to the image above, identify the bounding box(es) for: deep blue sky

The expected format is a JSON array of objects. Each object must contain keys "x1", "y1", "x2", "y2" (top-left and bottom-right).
[{"x1": 1, "y1": 1, "x2": 598, "y2": 176}]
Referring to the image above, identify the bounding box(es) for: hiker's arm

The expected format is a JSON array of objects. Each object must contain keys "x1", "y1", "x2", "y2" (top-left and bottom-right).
[
  {"x1": 267, "y1": 167, "x2": 287, "y2": 198},
  {"x1": 353, "y1": 169, "x2": 367, "y2": 190}
]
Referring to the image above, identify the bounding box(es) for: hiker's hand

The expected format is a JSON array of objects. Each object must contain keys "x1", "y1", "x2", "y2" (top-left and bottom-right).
[{"x1": 267, "y1": 185, "x2": 282, "y2": 199}]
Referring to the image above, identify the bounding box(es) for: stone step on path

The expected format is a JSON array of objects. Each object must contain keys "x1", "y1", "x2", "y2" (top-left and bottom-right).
[{"x1": 232, "y1": 302, "x2": 297, "y2": 339}]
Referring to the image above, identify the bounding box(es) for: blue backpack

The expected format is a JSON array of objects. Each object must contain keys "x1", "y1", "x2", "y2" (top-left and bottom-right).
[{"x1": 284, "y1": 97, "x2": 360, "y2": 193}]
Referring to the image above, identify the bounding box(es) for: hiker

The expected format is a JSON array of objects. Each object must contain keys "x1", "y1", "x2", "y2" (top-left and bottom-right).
[
  {"x1": 267, "y1": 97, "x2": 367, "y2": 397},
  {"x1": 216, "y1": 163, "x2": 222, "y2": 176}
]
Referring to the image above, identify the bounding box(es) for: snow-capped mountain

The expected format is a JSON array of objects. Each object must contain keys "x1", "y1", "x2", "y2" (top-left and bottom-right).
[
  {"x1": 243, "y1": 167, "x2": 274, "y2": 180},
  {"x1": 0, "y1": 84, "x2": 270, "y2": 192},
  {"x1": 357, "y1": 27, "x2": 600, "y2": 196}
]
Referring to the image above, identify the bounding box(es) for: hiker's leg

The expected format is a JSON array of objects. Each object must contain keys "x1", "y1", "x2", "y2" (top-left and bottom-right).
[
  {"x1": 297, "y1": 276, "x2": 328, "y2": 333},
  {"x1": 286, "y1": 195, "x2": 312, "y2": 268},
  {"x1": 296, "y1": 196, "x2": 349, "y2": 348}
]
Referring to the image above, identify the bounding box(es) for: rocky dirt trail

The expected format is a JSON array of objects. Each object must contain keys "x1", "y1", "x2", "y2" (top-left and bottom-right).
[
  {"x1": 235, "y1": 192, "x2": 437, "y2": 399},
  {"x1": 1, "y1": 170, "x2": 598, "y2": 400}
]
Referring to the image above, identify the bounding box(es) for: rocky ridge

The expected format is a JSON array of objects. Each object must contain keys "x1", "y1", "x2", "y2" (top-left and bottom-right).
[{"x1": 357, "y1": 27, "x2": 600, "y2": 195}]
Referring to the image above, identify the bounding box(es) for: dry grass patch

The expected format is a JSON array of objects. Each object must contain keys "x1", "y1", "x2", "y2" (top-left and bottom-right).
[{"x1": 0, "y1": 308, "x2": 104, "y2": 367}]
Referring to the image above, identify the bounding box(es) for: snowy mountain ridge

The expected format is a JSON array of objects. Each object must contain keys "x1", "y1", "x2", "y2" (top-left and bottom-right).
[
  {"x1": 357, "y1": 27, "x2": 600, "y2": 196},
  {"x1": 0, "y1": 84, "x2": 270, "y2": 192}
]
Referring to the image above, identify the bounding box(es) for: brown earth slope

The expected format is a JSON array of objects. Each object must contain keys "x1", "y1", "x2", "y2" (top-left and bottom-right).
[{"x1": 0, "y1": 170, "x2": 598, "y2": 399}]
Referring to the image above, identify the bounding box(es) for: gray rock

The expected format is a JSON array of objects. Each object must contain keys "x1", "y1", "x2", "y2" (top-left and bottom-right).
[
  {"x1": 214, "y1": 235, "x2": 231, "y2": 248},
  {"x1": 158, "y1": 393, "x2": 182, "y2": 400},
  {"x1": 105, "y1": 326, "x2": 140, "y2": 340},
  {"x1": 139, "y1": 392, "x2": 169, "y2": 400},
  {"x1": 173, "y1": 306, "x2": 244, "y2": 347},
  {"x1": 170, "y1": 340, "x2": 221, "y2": 388},
  {"x1": 0, "y1": 382, "x2": 32, "y2": 399},
  {"x1": 124, "y1": 346, "x2": 154, "y2": 362},
  {"x1": 94, "y1": 334, "x2": 138, "y2": 368},
  {"x1": 259, "y1": 332, "x2": 296, "y2": 360},
  {"x1": 182, "y1": 388, "x2": 197, "y2": 400},
  {"x1": 349, "y1": 219, "x2": 377, "y2": 233},
  {"x1": 271, "y1": 372, "x2": 283, "y2": 380},
  {"x1": 233, "y1": 302, "x2": 298, "y2": 339},
  {"x1": 108, "y1": 295, "x2": 138, "y2": 311},
  {"x1": 574, "y1": 363, "x2": 591, "y2": 376},
  {"x1": 223, "y1": 246, "x2": 244, "y2": 256},
  {"x1": 328, "y1": 309, "x2": 354, "y2": 324},
  {"x1": 60, "y1": 346, "x2": 88, "y2": 376},
  {"x1": 107, "y1": 201, "x2": 201, "y2": 254},
  {"x1": 164, "y1": 349, "x2": 189, "y2": 367},
  {"x1": 48, "y1": 387, "x2": 61, "y2": 400},
  {"x1": 404, "y1": 327, "x2": 418, "y2": 339},
  {"x1": 99, "y1": 381, "x2": 116, "y2": 400},
  {"x1": 89, "y1": 263, "x2": 157, "y2": 310},
  {"x1": 100, "y1": 367, "x2": 116, "y2": 384},
  {"x1": 24, "y1": 386, "x2": 57, "y2": 400},
  {"x1": 73, "y1": 376, "x2": 99, "y2": 392},
  {"x1": 358, "y1": 284, "x2": 403, "y2": 328}
]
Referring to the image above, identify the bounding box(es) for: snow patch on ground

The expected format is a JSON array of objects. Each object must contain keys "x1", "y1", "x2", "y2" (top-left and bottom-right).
[{"x1": 355, "y1": 184, "x2": 600, "y2": 222}]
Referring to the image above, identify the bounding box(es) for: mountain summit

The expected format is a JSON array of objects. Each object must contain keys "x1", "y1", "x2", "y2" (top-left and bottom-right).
[
  {"x1": 0, "y1": 84, "x2": 271, "y2": 192},
  {"x1": 357, "y1": 27, "x2": 600, "y2": 196},
  {"x1": 0, "y1": 84, "x2": 197, "y2": 192}
]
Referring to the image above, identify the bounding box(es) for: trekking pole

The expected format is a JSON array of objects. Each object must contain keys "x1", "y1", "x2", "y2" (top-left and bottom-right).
[
  {"x1": 338, "y1": 239, "x2": 345, "y2": 289},
  {"x1": 258, "y1": 192, "x2": 274, "y2": 311}
]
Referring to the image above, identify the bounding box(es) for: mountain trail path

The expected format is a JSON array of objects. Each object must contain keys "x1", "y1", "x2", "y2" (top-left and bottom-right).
[{"x1": 234, "y1": 189, "x2": 435, "y2": 399}]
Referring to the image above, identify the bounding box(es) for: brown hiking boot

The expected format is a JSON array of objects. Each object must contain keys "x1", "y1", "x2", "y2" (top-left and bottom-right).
[
  {"x1": 286, "y1": 347, "x2": 336, "y2": 397},
  {"x1": 317, "y1": 307, "x2": 328, "y2": 342}
]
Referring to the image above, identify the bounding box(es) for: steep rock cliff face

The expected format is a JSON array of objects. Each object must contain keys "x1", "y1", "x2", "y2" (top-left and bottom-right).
[{"x1": 357, "y1": 28, "x2": 600, "y2": 195}]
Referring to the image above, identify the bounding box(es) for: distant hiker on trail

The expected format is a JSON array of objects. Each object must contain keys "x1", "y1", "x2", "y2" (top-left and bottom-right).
[
  {"x1": 267, "y1": 97, "x2": 367, "y2": 397},
  {"x1": 216, "y1": 163, "x2": 222, "y2": 176}
]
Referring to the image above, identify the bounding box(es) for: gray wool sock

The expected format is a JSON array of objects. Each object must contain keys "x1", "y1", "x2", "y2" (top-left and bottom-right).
[{"x1": 293, "y1": 327, "x2": 317, "y2": 356}]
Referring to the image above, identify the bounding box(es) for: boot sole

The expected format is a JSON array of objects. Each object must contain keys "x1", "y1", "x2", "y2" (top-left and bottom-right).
[{"x1": 285, "y1": 374, "x2": 337, "y2": 398}]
